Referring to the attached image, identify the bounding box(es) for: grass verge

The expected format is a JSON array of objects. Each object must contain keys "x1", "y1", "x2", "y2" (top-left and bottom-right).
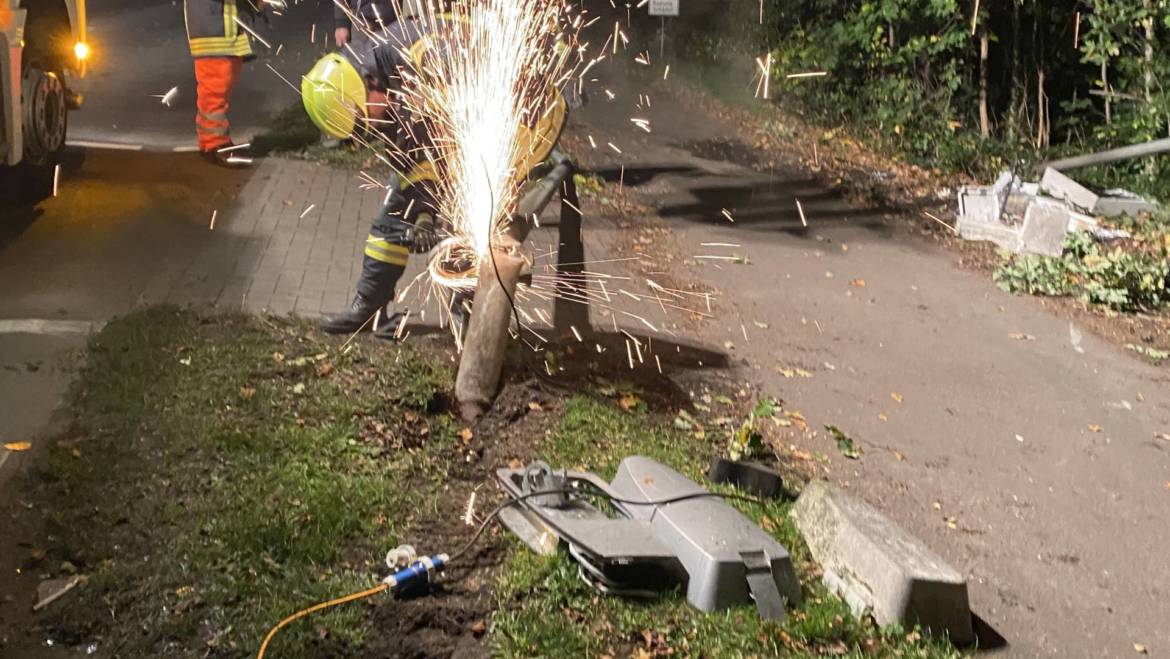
[
  {"x1": 251, "y1": 103, "x2": 388, "y2": 171},
  {"x1": 6, "y1": 308, "x2": 963, "y2": 657}
]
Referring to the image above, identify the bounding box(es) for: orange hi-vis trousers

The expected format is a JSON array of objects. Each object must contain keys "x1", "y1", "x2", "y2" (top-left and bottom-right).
[{"x1": 194, "y1": 56, "x2": 243, "y2": 152}]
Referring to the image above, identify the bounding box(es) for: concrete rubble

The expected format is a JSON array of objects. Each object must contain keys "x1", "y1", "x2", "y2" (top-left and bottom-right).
[
  {"x1": 956, "y1": 167, "x2": 1157, "y2": 257},
  {"x1": 792, "y1": 481, "x2": 974, "y2": 645}
]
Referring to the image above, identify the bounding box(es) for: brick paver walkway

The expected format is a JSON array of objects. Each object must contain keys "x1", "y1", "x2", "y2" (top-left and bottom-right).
[{"x1": 141, "y1": 158, "x2": 390, "y2": 318}]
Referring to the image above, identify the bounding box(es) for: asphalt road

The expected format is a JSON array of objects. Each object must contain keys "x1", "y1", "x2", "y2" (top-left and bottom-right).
[
  {"x1": 574, "y1": 55, "x2": 1170, "y2": 657},
  {"x1": 71, "y1": 0, "x2": 333, "y2": 149}
]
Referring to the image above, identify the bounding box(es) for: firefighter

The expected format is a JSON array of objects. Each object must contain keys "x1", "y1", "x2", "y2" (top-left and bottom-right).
[
  {"x1": 184, "y1": 0, "x2": 261, "y2": 166},
  {"x1": 333, "y1": 0, "x2": 398, "y2": 124},
  {"x1": 300, "y1": 9, "x2": 567, "y2": 338}
]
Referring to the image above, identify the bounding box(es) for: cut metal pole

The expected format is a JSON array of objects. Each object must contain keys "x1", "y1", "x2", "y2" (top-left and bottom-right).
[
  {"x1": 455, "y1": 238, "x2": 525, "y2": 421},
  {"x1": 1044, "y1": 137, "x2": 1170, "y2": 172}
]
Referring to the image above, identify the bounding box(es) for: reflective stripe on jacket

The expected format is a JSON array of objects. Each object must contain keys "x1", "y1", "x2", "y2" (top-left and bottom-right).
[{"x1": 184, "y1": 0, "x2": 255, "y2": 58}]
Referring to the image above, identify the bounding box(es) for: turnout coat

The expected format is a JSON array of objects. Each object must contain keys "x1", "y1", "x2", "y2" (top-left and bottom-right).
[{"x1": 184, "y1": 0, "x2": 259, "y2": 58}]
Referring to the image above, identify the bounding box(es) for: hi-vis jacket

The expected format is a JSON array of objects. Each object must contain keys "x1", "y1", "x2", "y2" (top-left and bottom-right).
[{"x1": 184, "y1": 0, "x2": 258, "y2": 58}]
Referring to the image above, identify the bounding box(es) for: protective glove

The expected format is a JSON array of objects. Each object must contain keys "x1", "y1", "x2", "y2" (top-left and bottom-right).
[{"x1": 409, "y1": 212, "x2": 440, "y2": 253}]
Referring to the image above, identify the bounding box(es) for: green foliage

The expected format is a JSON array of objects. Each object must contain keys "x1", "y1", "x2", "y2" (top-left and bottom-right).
[
  {"x1": 994, "y1": 230, "x2": 1170, "y2": 311},
  {"x1": 655, "y1": 0, "x2": 1169, "y2": 194}
]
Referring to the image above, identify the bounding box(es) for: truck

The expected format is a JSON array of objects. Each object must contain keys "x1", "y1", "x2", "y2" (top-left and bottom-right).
[{"x1": 0, "y1": 0, "x2": 87, "y2": 177}]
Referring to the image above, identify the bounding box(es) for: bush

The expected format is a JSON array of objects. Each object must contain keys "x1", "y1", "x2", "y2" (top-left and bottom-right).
[{"x1": 995, "y1": 230, "x2": 1170, "y2": 311}]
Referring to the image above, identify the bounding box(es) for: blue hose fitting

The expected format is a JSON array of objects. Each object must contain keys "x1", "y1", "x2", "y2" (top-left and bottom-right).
[{"x1": 382, "y1": 553, "x2": 449, "y2": 594}]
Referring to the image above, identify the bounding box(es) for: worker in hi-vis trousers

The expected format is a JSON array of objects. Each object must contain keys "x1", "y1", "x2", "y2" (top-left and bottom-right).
[
  {"x1": 184, "y1": 0, "x2": 261, "y2": 166},
  {"x1": 299, "y1": 8, "x2": 567, "y2": 339}
]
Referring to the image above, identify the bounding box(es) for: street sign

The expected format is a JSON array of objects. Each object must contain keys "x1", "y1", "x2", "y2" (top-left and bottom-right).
[{"x1": 648, "y1": 0, "x2": 679, "y2": 17}]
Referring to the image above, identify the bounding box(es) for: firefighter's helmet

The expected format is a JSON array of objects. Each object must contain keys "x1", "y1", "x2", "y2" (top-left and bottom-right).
[{"x1": 301, "y1": 53, "x2": 367, "y2": 139}]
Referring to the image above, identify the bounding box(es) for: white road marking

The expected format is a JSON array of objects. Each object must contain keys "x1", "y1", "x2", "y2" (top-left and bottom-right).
[
  {"x1": 65, "y1": 140, "x2": 145, "y2": 151},
  {"x1": 0, "y1": 319, "x2": 105, "y2": 336}
]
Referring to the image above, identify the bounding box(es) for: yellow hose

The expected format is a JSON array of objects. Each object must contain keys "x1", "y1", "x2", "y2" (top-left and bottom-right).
[{"x1": 256, "y1": 583, "x2": 388, "y2": 659}]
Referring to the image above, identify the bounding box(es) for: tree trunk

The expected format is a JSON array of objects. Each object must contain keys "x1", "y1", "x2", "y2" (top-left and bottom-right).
[
  {"x1": 1142, "y1": 0, "x2": 1155, "y2": 176},
  {"x1": 979, "y1": 30, "x2": 990, "y2": 138},
  {"x1": 1036, "y1": 68, "x2": 1047, "y2": 149},
  {"x1": 1101, "y1": 60, "x2": 1112, "y2": 125}
]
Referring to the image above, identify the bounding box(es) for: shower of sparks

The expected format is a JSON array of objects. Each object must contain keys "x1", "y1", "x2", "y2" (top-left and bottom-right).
[
  {"x1": 754, "y1": 53, "x2": 773, "y2": 99},
  {"x1": 52, "y1": 164, "x2": 60, "y2": 197},
  {"x1": 152, "y1": 86, "x2": 180, "y2": 106},
  {"x1": 786, "y1": 71, "x2": 828, "y2": 79},
  {"x1": 259, "y1": 1, "x2": 731, "y2": 362},
  {"x1": 299, "y1": 204, "x2": 315, "y2": 219},
  {"x1": 234, "y1": 15, "x2": 272, "y2": 49},
  {"x1": 386, "y1": 0, "x2": 581, "y2": 271},
  {"x1": 922, "y1": 211, "x2": 958, "y2": 234},
  {"x1": 209, "y1": 210, "x2": 217, "y2": 231},
  {"x1": 796, "y1": 199, "x2": 807, "y2": 226}
]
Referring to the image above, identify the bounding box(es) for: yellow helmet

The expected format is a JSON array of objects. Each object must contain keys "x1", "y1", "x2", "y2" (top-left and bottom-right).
[
  {"x1": 301, "y1": 53, "x2": 367, "y2": 139},
  {"x1": 514, "y1": 87, "x2": 568, "y2": 178}
]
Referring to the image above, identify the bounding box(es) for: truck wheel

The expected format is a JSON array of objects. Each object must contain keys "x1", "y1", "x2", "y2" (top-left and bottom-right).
[{"x1": 21, "y1": 60, "x2": 68, "y2": 167}]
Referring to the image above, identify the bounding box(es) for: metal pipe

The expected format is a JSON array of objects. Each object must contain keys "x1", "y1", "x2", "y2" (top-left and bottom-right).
[{"x1": 1045, "y1": 137, "x2": 1170, "y2": 171}]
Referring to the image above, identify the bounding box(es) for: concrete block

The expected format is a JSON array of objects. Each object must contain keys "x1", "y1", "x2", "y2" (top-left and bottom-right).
[
  {"x1": 792, "y1": 481, "x2": 973, "y2": 645},
  {"x1": 1040, "y1": 168, "x2": 1099, "y2": 212},
  {"x1": 957, "y1": 186, "x2": 1023, "y2": 252},
  {"x1": 1019, "y1": 198, "x2": 1071, "y2": 257},
  {"x1": 1093, "y1": 195, "x2": 1158, "y2": 218},
  {"x1": 956, "y1": 186, "x2": 1000, "y2": 224}
]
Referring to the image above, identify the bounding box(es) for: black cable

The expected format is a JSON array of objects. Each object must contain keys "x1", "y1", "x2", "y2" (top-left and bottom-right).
[
  {"x1": 448, "y1": 483, "x2": 764, "y2": 563},
  {"x1": 480, "y1": 163, "x2": 524, "y2": 336}
]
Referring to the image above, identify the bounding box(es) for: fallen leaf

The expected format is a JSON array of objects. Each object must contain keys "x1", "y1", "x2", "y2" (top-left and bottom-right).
[
  {"x1": 527, "y1": 401, "x2": 542, "y2": 411},
  {"x1": 618, "y1": 394, "x2": 640, "y2": 411},
  {"x1": 507, "y1": 458, "x2": 524, "y2": 470},
  {"x1": 3, "y1": 442, "x2": 31, "y2": 452},
  {"x1": 471, "y1": 620, "x2": 487, "y2": 637},
  {"x1": 849, "y1": 278, "x2": 866, "y2": 287},
  {"x1": 878, "y1": 413, "x2": 888, "y2": 422},
  {"x1": 825, "y1": 425, "x2": 860, "y2": 459},
  {"x1": 239, "y1": 386, "x2": 256, "y2": 400},
  {"x1": 1088, "y1": 424, "x2": 1102, "y2": 433},
  {"x1": 1008, "y1": 332, "x2": 1036, "y2": 341},
  {"x1": 1155, "y1": 432, "x2": 1169, "y2": 442},
  {"x1": 1133, "y1": 643, "x2": 1148, "y2": 655},
  {"x1": 823, "y1": 362, "x2": 836, "y2": 371},
  {"x1": 272, "y1": 352, "x2": 286, "y2": 363},
  {"x1": 1015, "y1": 434, "x2": 1025, "y2": 443},
  {"x1": 753, "y1": 321, "x2": 769, "y2": 329},
  {"x1": 891, "y1": 392, "x2": 904, "y2": 404},
  {"x1": 458, "y1": 428, "x2": 474, "y2": 444},
  {"x1": 723, "y1": 340, "x2": 736, "y2": 350},
  {"x1": 291, "y1": 382, "x2": 306, "y2": 395}
]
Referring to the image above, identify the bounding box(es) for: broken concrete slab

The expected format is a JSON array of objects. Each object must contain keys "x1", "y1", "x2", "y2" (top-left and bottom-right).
[
  {"x1": 956, "y1": 186, "x2": 1022, "y2": 252},
  {"x1": 34, "y1": 575, "x2": 83, "y2": 611},
  {"x1": 1094, "y1": 190, "x2": 1158, "y2": 218},
  {"x1": 792, "y1": 481, "x2": 974, "y2": 645},
  {"x1": 1040, "y1": 168, "x2": 1099, "y2": 212},
  {"x1": 1020, "y1": 197, "x2": 1071, "y2": 257}
]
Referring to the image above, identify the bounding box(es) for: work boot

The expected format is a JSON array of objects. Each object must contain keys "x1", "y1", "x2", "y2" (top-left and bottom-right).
[
  {"x1": 372, "y1": 311, "x2": 409, "y2": 341},
  {"x1": 319, "y1": 294, "x2": 386, "y2": 334},
  {"x1": 201, "y1": 143, "x2": 252, "y2": 169}
]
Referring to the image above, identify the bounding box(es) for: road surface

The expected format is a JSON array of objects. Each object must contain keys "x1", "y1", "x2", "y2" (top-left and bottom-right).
[
  {"x1": 571, "y1": 54, "x2": 1170, "y2": 657},
  {"x1": 71, "y1": 0, "x2": 330, "y2": 149}
]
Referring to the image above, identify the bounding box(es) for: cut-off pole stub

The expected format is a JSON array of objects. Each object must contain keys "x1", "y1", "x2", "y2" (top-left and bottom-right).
[{"x1": 455, "y1": 238, "x2": 525, "y2": 421}]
